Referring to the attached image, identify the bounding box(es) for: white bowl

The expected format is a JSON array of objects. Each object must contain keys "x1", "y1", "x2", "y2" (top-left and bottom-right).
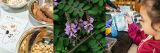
[
  {"x1": 28, "y1": 0, "x2": 53, "y2": 26},
  {"x1": 1, "y1": 0, "x2": 29, "y2": 8},
  {"x1": 17, "y1": 25, "x2": 53, "y2": 53}
]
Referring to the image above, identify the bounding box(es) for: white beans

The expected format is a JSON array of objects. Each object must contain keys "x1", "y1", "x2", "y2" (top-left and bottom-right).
[{"x1": 32, "y1": 42, "x2": 53, "y2": 53}]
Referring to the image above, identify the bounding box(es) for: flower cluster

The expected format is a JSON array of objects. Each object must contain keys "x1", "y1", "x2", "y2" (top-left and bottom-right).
[
  {"x1": 83, "y1": 16, "x2": 94, "y2": 33},
  {"x1": 65, "y1": 16, "x2": 94, "y2": 38},
  {"x1": 65, "y1": 21, "x2": 77, "y2": 38}
]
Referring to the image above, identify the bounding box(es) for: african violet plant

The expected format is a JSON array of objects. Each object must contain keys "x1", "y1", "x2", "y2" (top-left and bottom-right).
[{"x1": 54, "y1": 0, "x2": 109, "y2": 53}]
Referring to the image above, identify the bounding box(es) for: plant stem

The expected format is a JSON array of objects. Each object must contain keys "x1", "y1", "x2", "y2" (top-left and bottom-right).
[
  {"x1": 68, "y1": 32, "x2": 95, "y2": 53},
  {"x1": 65, "y1": 12, "x2": 71, "y2": 23},
  {"x1": 91, "y1": 35, "x2": 106, "y2": 52}
]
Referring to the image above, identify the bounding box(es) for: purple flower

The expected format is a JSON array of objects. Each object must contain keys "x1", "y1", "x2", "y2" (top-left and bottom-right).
[
  {"x1": 74, "y1": 19, "x2": 81, "y2": 30},
  {"x1": 54, "y1": 0, "x2": 58, "y2": 6},
  {"x1": 79, "y1": 19, "x2": 84, "y2": 27},
  {"x1": 83, "y1": 16, "x2": 94, "y2": 33},
  {"x1": 89, "y1": 16, "x2": 94, "y2": 23},
  {"x1": 84, "y1": 23, "x2": 93, "y2": 33},
  {"x1": 65, "y1": 21, "x2": 77, "y2": 38}
]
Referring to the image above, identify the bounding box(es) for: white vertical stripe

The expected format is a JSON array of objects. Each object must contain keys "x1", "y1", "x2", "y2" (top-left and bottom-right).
[{"x1": 138, "y1": 35, "x2": 153, "y2": 50}]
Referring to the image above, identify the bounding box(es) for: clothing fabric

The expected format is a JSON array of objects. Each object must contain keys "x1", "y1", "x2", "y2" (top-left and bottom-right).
[
  {"x1": 111, "y1": 13, "x2": 128, "y2": 31},
  {"x1": 128, "y1": 22, "x2": 160, "y2": 53}
]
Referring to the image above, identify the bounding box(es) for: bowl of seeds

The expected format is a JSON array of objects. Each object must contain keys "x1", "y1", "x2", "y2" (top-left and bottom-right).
[
  {"x1": 1, "y1": 0, "x2": 30, "y2": 8},
  {"x1": 17, "y1": 25, "x2": 54, "y2": 53}
]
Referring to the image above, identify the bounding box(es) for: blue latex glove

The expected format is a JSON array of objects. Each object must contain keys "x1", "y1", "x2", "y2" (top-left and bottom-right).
[{"x1": 111, "y1": 19, "x2": 118, "y2": 37}]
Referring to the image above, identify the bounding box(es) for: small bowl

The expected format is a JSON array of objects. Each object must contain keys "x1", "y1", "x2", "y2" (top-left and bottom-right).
[
  {"x1": 17, "y1": 25, "x2": 54, "y2": 53},
  {"x1": 1, "y1": 0, "x2": 29, "y2": 8},
  {"x1": 28, "y1": 0, "x2": 53, "y2": 26}
]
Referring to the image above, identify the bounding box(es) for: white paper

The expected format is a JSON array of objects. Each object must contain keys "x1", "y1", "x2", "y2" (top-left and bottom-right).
[
  {"x1": 0, "y1": 15, "x2": 28, "y2": 52},
  {"x1": 119, "y1": 6, "x2": 131, "y2": 12}
]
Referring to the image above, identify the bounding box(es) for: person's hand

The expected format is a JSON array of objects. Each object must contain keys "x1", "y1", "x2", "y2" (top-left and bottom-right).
[{"x1": 125, "y1": 13, "x2": 133, "y2": 24}]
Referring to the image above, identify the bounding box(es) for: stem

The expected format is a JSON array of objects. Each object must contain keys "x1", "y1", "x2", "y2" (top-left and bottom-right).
[
  {"x1": 68, "y1": 32, "x2": 95, "y2": 53},
  {"x1": 91, "y1": 35, "x2": 106, "y2": 52},
  {"x1": 65, "y1": 12, "x2": 71, "y2": 23}
]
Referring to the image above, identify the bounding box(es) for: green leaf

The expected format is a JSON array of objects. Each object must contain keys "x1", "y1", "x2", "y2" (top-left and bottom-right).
[
  {"x1": 64, "y1": 39, "x2": 70, "y2": 46},
  {"x1": 81, "y1": 29, "x2": 86, "y2": 35},
  {"x1": 67, "y1": 7, "x2": 74, "y2": 14},
  {"x1": 68, "y1": 0, "x2": 74, "y2": 5},
  {"x1": 56, "y1": 38, "x2": 64, "y2": 51},
  {"x1": 88, "y1": 10, "x2": 97, "y2": 15},
  {"x1": 98, "y1": 0, "x2": 104, "y2": 6},
  {"x1": 100, "y1": 38, "x2": 107, "y2": 47},
  {"x1": 54, "y1": 26, "x2": 60, "y2": 35},
  {"x1": 94, "y1": 30, "x2": 100, "y2": 34},
  {"x1": 96, "y1": 23, "x2": 105, "y2": 29},
  {"x1": 104, "y1": 0, "x2": 107, "y2": 2},
  {"x1": 96, "y1": 34, "x2": 103, "y2": 40},
  {"x1": 56, "y1": 50, "x2": 61, "y2": 53},
  {"x1": 83, "y1": 5, "x2": 90, "y2": 10},
  {"x1": 58, "y1": 3, "x2": 65, "y2": 9},
  {"x1": 59, "y1": 33, "x2": 65, "y2": 37},
  {"x1": 54, "y1": 9, "x2": 59, "y2": 13},
  {"x1": 78, "y1": 3, "x2": 85, "y2": 9},
  {"x1": 93, "y1": 47, "x2": 101, "y2": 52},
  {"x1": 91, "y1": 43, "x2": 99, "y2": 49},
  {"x1": 100, "y1": 27, "x2": 105, "y2": 32},
  {"x1": 73, "y1": 1, "x2": 79, "y2": 7},
  {"x1": 54, "y1": 14, "x2": 59, "y2": 21},
  {"x1": 92, "y1": 0, "x2": 99, "y2": 3},
  {"x1": 96, "y1": 50, "x2": 103, "y2": 53},
  {"x1": 73, "y1": 10, "x2": 79, "y2": 16},
  {"x1": 89, "y1": 39, "x2": 97, "y2": 47},
  {"x1": 79, "y1": 45, "x2": 87, "y2": 51},
  {"x1": 79, "y1": 10, "x2": 84, "y2": 17},
  {"x1": 64, "y1": 5, "x2": 70, "y2": 11}
]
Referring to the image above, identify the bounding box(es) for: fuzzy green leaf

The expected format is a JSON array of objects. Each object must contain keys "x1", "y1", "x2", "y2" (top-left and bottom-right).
[
  {"x1": 89, "y1": 39, "x2": 97, "y2": 47},
  {"x1": 54, "y1": 9, "x2": 59, "y2": 13},
  {"x1": 67, "y1": 7, "x2": 74, "y2": 14},
  {"x1": 83, "y1": 5, "x2": 90, "y2": 10},
  {"x1": 78, "y1": 3, "x2": 85, "y2": 9},
  {"x1": 64, "y1": 39, "x2": 70, "y2": 46},
  {"x1": 54, "y1": 27, "x2": 60, "y2": 36},
  {"x1": 73, "y1": 1, "x2": 79, "y2": 7},
  {"x1": 95, "y1": 30, "x2": 100, "y2": 34},
  {"x1": 101, "y1": 38, "x2": 107, "y2": 47},
  {"x1": 91, "y1": 43, "x2": 99, "y2": 49},
  {"x1": 79, "y1": 45, "x2": 87, "y2": 51},
  {"x1": 93, "y1": 47, "x2": 101, "y2": 52},
  {"x1": 56, "y1": 38, "x2": 64, "y2": 50},
  {"x1": 68, "y1": 0, "x2": 74, "y2": 5},
  {"x1": 98, "y1": 0, "x2": 104, "y2": 6},
  {"x1": 88, "y1": 10, "x2": 97, "y2": 15},
  {"x1": 54, "y1": 14, "x2": 59, "y2": 21},
  {"x1": 79, "y1": 10, "x2": 84, "y2": 17},
  {"x1": 104, "y1": 0, "x2": 107, "y2": 2},
  {"x1": 73, "y1": 10, "x2": 79, "y2": 16},
  {"x1": 96, "y1": 50, "x2": 103, "y2": 53},
  {"x1": 96, "y1": 34, "x2": 103, "y2": 40},
  {"x1": 64, "y1": 5, "x2": 70, "y2": 11},
  {"x1": 92, "y1": 0, "x2": 99, "y2": 3},
  {"x1": 96, "y1": 23, "x2": 105, "y2": 29},
  {"x1": 100, "y1": 27, "x2": 105, "y2": 32},
  {"x1": 58, "y1": 3, "x2": 65, "y2": 9}
]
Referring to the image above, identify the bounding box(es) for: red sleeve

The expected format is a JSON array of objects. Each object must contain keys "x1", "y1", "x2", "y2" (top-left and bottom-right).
[{"x1": 128, "y1": 22, "x2": 148, "y2": 45}]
